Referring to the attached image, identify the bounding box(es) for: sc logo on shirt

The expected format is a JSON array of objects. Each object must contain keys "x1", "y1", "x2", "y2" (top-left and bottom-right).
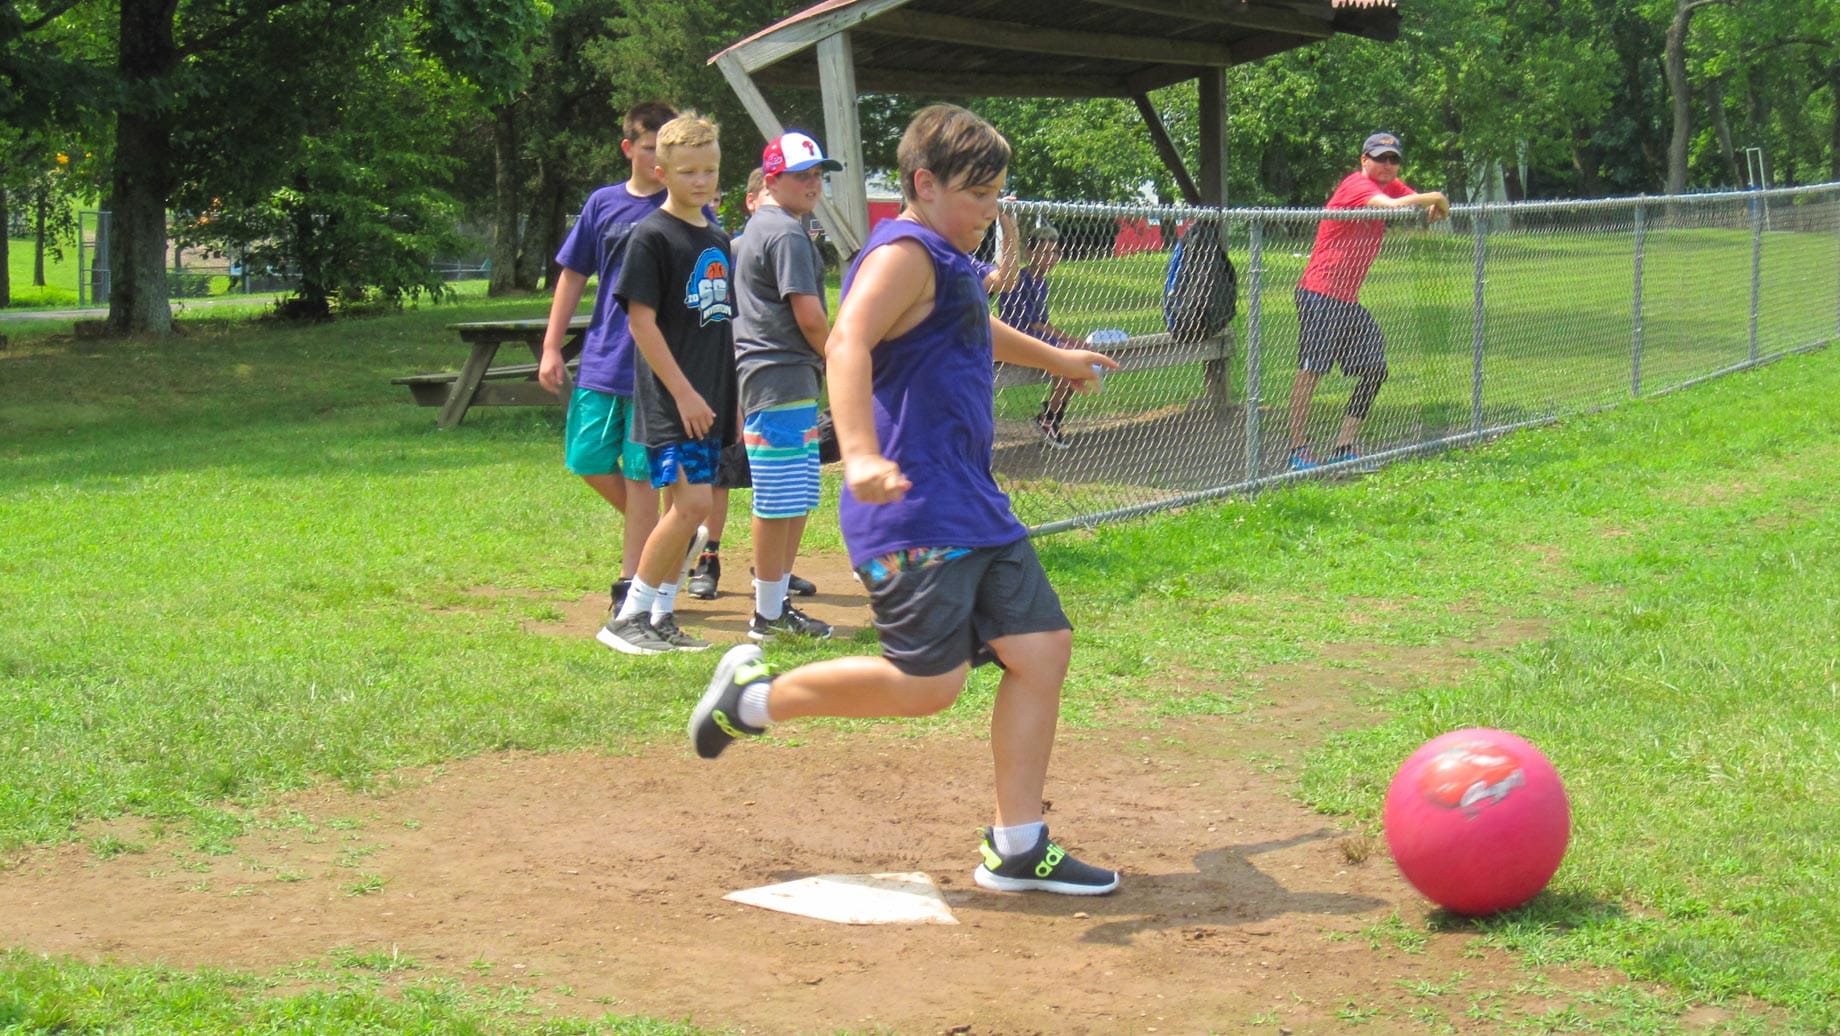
[{"x1": 684, "y1": 247, "x2": 733, "y2": 326}]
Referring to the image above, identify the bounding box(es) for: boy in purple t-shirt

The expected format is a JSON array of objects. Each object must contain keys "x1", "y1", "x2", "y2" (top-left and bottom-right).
[
  {"x1": 539, "y1": 101, "x2": 682, "y2": 620},
  {"x1": 690, "y1": 105, "x2": 1122, "y2": 897}
]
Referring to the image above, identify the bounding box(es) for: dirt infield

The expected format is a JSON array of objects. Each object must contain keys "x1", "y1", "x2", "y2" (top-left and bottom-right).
[{"x1": 0, "y1": 554, "x2": 1627, "y2": 1034}]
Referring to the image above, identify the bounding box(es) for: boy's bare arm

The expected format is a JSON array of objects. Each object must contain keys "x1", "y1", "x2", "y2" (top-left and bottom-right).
[
  {"x1": 826, "y1": 240, "x2": 930, "y2": 504},
  {"x1": 991, "y1": 318, "x2": 1116, "y2": 389},
  {"x1": 538, "y1": 268, "x2": 589, "y2": 393},
  {"x1": 984, "y1": 202, "x2": 1021, "y2": 294},
  {"x1": 788, "y1": 292, "x2": 830, "y2": 357},
  {"x1": 627, "y1": 301, "x2": 717, "y2": 439}
]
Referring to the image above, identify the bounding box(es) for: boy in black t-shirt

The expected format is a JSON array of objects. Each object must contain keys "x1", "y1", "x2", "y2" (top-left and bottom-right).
[{"x1": 604, "y1": 112, "x2": 739, "y2": 655}]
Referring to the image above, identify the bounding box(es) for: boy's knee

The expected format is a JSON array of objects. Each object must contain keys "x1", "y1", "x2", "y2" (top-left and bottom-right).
[{"x1": 894, "y1": 671, "x2": 966, "y2": 717}]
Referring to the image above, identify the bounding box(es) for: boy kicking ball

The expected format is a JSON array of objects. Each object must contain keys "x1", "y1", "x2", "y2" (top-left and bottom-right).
[{"x1": 691, "y1": 105, "x2": 1120, "y2": 895}]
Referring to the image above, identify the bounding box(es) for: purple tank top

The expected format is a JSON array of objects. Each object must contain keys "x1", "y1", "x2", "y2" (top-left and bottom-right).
[{"x1": 838, "y1": 219, "x2": 1027, "y2": 568}]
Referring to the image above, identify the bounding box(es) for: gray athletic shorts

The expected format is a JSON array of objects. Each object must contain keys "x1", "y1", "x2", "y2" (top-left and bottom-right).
[{"x1": 857, "y1": 537, "x2": 1071, "y2": 677}]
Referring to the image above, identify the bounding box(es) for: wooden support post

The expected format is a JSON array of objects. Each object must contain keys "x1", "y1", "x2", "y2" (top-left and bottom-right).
[
  {"x1": 716, "y1": 52, "x2": 862, "y2": 257},
  {"x1": 1197, "y1": 67, "x2": 1228, "y2": 206},
  {"x1": 817, "y1": 32, "x2": 868, "y2": 256}
]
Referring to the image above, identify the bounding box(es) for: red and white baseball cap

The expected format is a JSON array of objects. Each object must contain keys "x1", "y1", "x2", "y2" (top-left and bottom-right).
[{"x1": 763, "y1": 131, "x2": 844, "y2": 176}]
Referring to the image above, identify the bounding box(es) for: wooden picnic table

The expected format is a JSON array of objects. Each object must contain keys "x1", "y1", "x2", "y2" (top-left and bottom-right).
[{"x1": 393, "y1": 316, "x2": 586, "y2": 428}]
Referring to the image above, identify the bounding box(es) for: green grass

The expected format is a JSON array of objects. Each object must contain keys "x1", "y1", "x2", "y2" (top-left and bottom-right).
[
  {"x1": 5, "y1": 234, "x2": 84, "y2": 308},
  {"x1": 3, "y1": 271, "x2": 1840, "y2": 1030}
]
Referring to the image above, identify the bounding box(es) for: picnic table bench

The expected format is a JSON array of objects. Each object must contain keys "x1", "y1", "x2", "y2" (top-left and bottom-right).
[
  {"x1": 393, "y1": 316, "x2": 585, "y2": 428},
  {"x1": 992, "y1": 330, "x2": 1234, "y2": 415}
]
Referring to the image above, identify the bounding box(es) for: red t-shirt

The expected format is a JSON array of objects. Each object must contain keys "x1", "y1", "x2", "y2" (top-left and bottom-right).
[{"x1": 1298, "y1": 171, "x2": 1415, "y2": 303}]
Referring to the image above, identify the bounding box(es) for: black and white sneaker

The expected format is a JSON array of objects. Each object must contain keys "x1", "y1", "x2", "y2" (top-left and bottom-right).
[
  {"x1": 973, "y1": 826, "x2": 1119, "y2": 896},
  {"x1": 649, "y1": 613, "x2": 711, "y2": 652},
  {"x1": 597, "y1": 613, "x2": 672, "y2": 656},
  {"x1": 787, "y1": 572, "x2": 817, "y2": 596},
  {"x1": 687, "y1": 553, "x2": 721, "y2": 599},
  {"x1": 748, "y1": 600, "x2": 833, "y2": 641},
  {"x1": 677, "y1": 525, "x2": 710, "y2": 586},
  {"x1": 689, "y1": 644, "x2": 774, "y2": 759},
  {"x1": 609, "y1": 577, "x2": 632, "y2": 616}
]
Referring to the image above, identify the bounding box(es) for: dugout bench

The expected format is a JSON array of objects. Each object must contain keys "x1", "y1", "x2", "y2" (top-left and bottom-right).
[{"x1": 992, "y1": 330, "x2": 1235, "y2": 417}]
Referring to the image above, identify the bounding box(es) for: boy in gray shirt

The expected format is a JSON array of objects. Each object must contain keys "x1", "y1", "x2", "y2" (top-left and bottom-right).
[{"x1": 732, "y1": 132, "x2": 842, "y2": 639}]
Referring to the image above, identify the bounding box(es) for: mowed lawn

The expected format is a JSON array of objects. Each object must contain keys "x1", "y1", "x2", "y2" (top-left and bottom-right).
[{"x1": 1, "y1": 251, "x2": 1838, "y2": 1031}]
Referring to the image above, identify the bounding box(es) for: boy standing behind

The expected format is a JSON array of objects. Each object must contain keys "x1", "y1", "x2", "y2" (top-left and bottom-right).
[
  {"x1": 601, "y1": 112, "x2": 738, "y2": 655},
  {"x1": 732, "y1": 132, "x2": 842, "y2": 640},
  {"x1": 691, "y1": 105, "x2": 1121, "y2": 895},
  {"x1": 538, "y1": 101, "x2": 679, "y2": 620}
]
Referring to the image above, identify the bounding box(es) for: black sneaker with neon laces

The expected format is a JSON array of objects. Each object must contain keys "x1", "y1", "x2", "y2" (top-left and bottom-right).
[
  {"x1": 649, "y1": 613, "x2": 711, "y2": 652},
  {"x1": 973, "y1": 826, "x2": 1119, "y2": 895},
  {"x1": 689, "y1": 644, "x2": 775, "y2": 759},
  {"x1": 748, "y1": 599, "x2": 832, "y2": 641}
]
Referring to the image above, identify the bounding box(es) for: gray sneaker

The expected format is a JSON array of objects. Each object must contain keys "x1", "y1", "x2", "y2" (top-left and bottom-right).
[
  {"x1": 649, "y1": 613, "x2": 711, "y2": 653},
  {"x1": 597, "y1": 613, "x2": 672, "y2": 656},
  {"x1": 749, "y1": 599, "x2": 833, "y2": 641}
]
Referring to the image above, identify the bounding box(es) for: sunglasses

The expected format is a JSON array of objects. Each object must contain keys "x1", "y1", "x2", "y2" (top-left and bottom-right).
[{"x1": 1367, "y1": 153, "x2": 1402, "y2": 165}]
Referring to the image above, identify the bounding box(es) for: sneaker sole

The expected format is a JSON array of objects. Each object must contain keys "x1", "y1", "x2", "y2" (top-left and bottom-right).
[
  {"x1": 596, "y1": 625, "x2": 671, "y2": 656},
  {"x1": 689, "y1": 644, "x2": 766, "y2": 758},
  {"x1": 972, "y1": 865, "x2": 1119, "y2": 896}
]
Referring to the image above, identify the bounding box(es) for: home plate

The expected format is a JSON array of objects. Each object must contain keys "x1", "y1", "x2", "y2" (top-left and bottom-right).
[{"x1": 724, "y1": 872, "x2": 958, "y2": 925}]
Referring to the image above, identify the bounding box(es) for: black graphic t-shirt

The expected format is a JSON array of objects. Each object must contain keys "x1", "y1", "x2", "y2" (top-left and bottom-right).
[{"x1": 613, "y1": 209, "x2": 739, "y2": 447}]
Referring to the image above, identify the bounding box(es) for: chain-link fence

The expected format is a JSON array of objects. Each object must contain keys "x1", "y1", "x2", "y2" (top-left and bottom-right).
[{"x1": 990, "y1": 184, "x2": 1840, "y2": 533}]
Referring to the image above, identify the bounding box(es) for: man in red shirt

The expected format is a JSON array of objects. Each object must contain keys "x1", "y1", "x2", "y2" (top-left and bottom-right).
[{"x1": 1287, "y1": 132, "x2": 1449, "y2": 471}]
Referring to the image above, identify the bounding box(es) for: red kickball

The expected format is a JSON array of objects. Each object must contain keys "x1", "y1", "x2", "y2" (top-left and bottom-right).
[{"x1": 1383, "y1": 728, "x2": 1570, "y2": 916}]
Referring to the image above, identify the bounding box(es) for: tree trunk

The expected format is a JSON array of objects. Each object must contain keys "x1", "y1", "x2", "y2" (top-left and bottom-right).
[
  {"x1": 1571, "y1": 127, "x2": 1605, "y2": 197},
  {"x1": 107, "y1": 0, "x2": 179, "y2": 336},
  {"x1": 1664, "y1": 0, "x2": 1730, "y2": 196},
  {"x1": 33, "y1": 185, "x2": 48, "y2": 286},
  {"x1": 1705, "y1": 77, "x2": 1741, "y2": 188},
  {"x1": 487, "y1": 104, "x2": 521, "y2": 297},
  {"x1": 516, "y1": 159, "x2": 562, "y2": 291},
  {"x1": 1831, "y1": 62, "x2": 1840, "y2": 182},
  {"x1": 0, "y1": 188, "x2": 10, "y2": 308}
]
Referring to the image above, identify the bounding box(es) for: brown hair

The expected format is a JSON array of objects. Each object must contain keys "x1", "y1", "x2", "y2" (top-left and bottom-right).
[
  {"x1": 745, "y1": 167, "x2": 766, "y2": 198},
  {"x1": 623, "y1": 101, "x2": 678, "y2": 142},
  {"x1": 655, "y1": 111, "x2": 720, "y2": 163},
  {"x1": 897, "y1": 104, "x2": 1010, "y2": 203}
]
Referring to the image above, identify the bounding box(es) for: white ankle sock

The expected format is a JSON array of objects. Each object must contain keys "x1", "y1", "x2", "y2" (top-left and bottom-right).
[
  {"x1": 650, "y1": 582, "x2": 679, "y2": 621},
  {"x1": 992, "y1": 822, "x2": 1045, "y2": 856},
  {"x1": 738, "y1": 684, "x2": 773, "y2": 728},
  {"x1": 617, "y1": 578, "x2": 659, "y2": 620},
  {"x1": 753, "y1": 576, "x2": 789, "y2": 619}
]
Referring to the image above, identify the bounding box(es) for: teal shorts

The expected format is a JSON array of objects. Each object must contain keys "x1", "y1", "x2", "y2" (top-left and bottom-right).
[{"x1": 564, "y1": 387, "x2": 649, "y2": 478}]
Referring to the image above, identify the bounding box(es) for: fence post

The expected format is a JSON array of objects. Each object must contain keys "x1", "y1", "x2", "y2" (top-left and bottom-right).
[
  {"x1": 1632, "y1": 199, "x2": 1646, "y2": 397},
  {"x1": 1470, "y1": 205, "x2": 1488, "y2": 436},
  {"x1": 1749, "y1": 191, "x2": 1763, "y2": 362},
  {"x1": 1244, "y1": 217, "x2": 1266, "y2": 481}
]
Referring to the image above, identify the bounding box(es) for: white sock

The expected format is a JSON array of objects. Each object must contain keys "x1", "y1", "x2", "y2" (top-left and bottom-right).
[
  {"x1": 617, "y1": 578, "x2": 659, "y2": 620},
  {"x1": 737, "y1": 683, "x2": 774, "y2": 728},
  {"x1": 650, "y1": 582, "x2": 679, "y2": 622},
  {"x1": 753, "y1": 576, "x2": 790, "y2": 619},
  {"x1": 992, "y1": 821, "x2": 1045, "y2": 857}
]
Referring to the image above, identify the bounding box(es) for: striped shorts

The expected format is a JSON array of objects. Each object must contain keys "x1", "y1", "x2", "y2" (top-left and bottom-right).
[{"x1": 743, "y1": 400, "x2": 822, "y2": 519}]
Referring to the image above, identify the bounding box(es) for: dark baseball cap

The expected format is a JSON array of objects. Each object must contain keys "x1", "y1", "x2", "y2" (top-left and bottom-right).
[{"x1": 1363, "y1": 132, "x2": 1403, "y2": 159}]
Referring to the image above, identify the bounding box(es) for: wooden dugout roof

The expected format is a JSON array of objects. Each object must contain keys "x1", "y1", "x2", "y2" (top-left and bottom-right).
[
  {"x1": 713, "y1": 0, "x2": 1399, "y2": 100},
  {"x1": 710, "y1": 0, "x2": 1400, "y2": 253}
]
